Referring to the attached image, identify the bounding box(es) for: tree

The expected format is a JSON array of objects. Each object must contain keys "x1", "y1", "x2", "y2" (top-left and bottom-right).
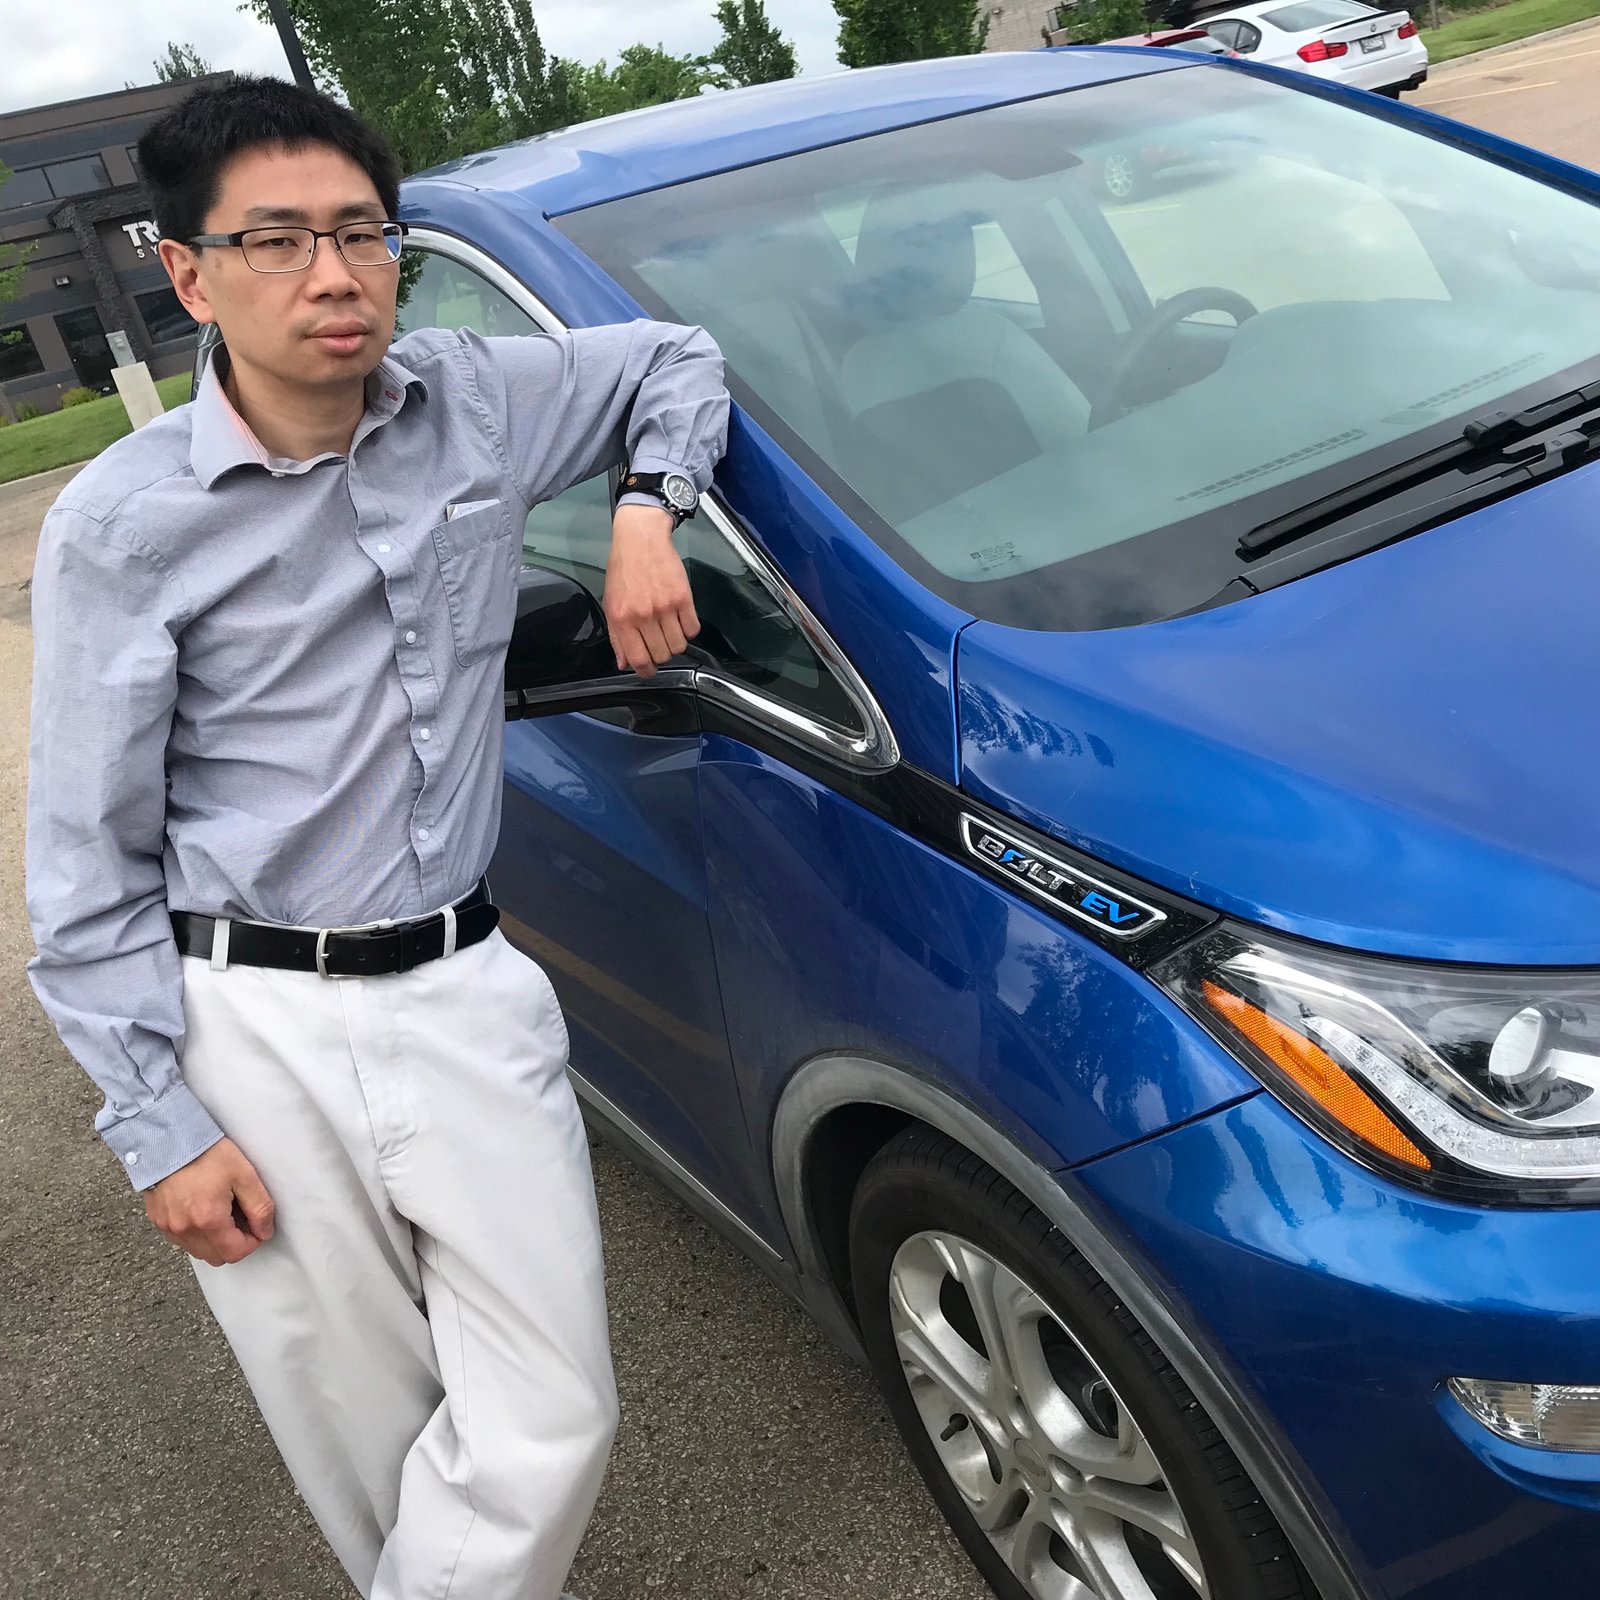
[
  {"x1": 575, "y1": 45, "x2": 719, "y2": 120},
  {"x1": 0, "y1": 165, "x2": 37, "y2": 346},
  {"x1": 151, "y1": 41, "x2": 214, "y2": 82},
  {"x1": 708, "y1": 0, "x2": 797, "y2": 87},
  {"x1": 244, "y1": 0, "x2": 585, "y2": 172},
  {"x1": 832, "y1": 0, "x2": 989, "y2": 67},
  {"x1": 1065, "y1": 0, "x2": 1156, "y2": 40}
]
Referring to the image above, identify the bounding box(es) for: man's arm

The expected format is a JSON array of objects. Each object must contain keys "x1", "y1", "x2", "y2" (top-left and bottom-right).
[
  {"x1": 460, "y1": 321, "x2": 730, "y2": 675},
  {"x1": 26, "y1": 505, "x2": 273, "y2": 1261}
]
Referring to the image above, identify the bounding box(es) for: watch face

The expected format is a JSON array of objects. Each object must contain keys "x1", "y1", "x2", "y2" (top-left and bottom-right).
[{"x1": 662, "y1": 472, "x2": 698, "y2": 512}]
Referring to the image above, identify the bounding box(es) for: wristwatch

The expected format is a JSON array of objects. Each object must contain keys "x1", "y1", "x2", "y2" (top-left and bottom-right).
[{"x1": 621, "y1": 468, "x2": 700, "y2": 525}]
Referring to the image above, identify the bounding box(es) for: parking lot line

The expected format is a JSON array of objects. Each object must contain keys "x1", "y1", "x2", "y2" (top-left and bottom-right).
[{"x1": 1424, "y1": 79, "x2": 1558, "y2": 105}]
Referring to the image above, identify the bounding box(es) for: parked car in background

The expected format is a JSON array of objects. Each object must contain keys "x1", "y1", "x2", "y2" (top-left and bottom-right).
[
  {"x1": 1199, "y1": 0, "x2": 1429, "y2": 94},
  {"x1": 1094, "y1": 29, "x2": 1241, "y2": 199},
  {"x1": 207, "y1": 44, "x2": 1600, "y2": 1600}
]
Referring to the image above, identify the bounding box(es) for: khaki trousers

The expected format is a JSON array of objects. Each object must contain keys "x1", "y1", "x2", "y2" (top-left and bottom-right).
[{"x1": 179, "y1": 929, "x2": 618, "y2": 1599}]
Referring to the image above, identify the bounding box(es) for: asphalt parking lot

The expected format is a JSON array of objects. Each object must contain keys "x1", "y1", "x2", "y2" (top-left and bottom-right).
[
  {"x1": 0, "y1": 465, "x2": 985, "y2": 1598},
  {"x1": 1413, "y1": 19, "x2": 1600, "y2": 167}
]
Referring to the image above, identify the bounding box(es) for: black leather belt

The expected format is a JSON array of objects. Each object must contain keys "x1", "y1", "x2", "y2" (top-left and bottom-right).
[{"x1": 172, "y1": 879, "x2": 499, "y2": 978}]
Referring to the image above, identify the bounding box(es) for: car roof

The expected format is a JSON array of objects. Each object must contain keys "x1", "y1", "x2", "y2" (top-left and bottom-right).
[{"x1": 404, "y1": 48, "x2": 1195, "y2": 218}]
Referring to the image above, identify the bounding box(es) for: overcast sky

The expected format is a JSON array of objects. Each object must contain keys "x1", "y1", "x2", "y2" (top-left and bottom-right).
[{"x1": 2, "y1": 0, "x2": 845, "y2": 117}]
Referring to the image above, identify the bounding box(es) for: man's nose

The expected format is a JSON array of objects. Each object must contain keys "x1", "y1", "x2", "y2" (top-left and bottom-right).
[{"x1": 303, "y1": 233, "x2": 360, "y2": 293}]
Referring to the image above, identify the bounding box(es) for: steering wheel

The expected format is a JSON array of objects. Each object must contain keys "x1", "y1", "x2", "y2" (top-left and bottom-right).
[{"x1": 1090, "y1": 286, "x2": 1259, "y2": 431}]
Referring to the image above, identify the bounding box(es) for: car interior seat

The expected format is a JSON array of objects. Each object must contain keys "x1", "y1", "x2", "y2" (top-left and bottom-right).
[{"x1": 839, "y1": 187, "x2": 1093, "y2": 523}]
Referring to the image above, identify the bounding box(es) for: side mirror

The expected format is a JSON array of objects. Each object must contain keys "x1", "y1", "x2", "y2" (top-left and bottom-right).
[{"x1": 505, "y1": 564, "x2": 616, "y2": 696}]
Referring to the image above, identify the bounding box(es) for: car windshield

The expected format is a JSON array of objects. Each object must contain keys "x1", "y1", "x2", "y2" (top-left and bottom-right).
[
  {"x1": 558, "y1": 68, "x2": 1600, "y2": 630},
  {"x1": 1262, "y1": 0, "x2": 1376, "y2": 29}
]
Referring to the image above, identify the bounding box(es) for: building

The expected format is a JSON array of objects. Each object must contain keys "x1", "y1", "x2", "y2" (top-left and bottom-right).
[
  {"x1": 982, "y1": 0, "x2": 1077, "y2": 50},
  {"x1": 0, "y1": 74, "x2": 231, "y2": 420}
]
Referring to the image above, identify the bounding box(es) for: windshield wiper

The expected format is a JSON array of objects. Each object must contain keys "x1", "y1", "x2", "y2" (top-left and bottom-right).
[{"x1": 1237, "y1": 378, "x2": 1600, "y2": 559}]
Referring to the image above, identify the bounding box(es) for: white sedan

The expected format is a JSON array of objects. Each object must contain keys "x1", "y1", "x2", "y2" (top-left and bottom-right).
[{"x1": 1200, "y1": 0, "x2": 1428, "y2": 95}]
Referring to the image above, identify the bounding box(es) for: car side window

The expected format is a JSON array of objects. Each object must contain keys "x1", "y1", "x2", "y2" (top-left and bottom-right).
[
  {"x1": 394, "y1": 249, "x2": 541, "y2": 339},
  {"x1": 400, "y1": 244, "x2": 866, "y2": 737},
  {"x1": 522, "y1": 475, "x2": 864, "y2": 732},
  {"x1": 1233, "y1": 22, "x2": 1262, "y2": 50},
  {"x1": 1206, "y1": 20, "x2": 1243, "y2": 47}
]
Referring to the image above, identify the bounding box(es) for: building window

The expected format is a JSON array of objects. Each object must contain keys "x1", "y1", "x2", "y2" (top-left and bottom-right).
[
  {"x1": 0, "y1": 166, "x2": 54, "y2": 210},
  {"x1": 134, "y1": 286, "x2": 197, "y2": 347},
  {"x1": 45, "y1": 156, "x2": 110, "y2": 199},
  {"x1": 126, "y1": 145, "x2": 143, "y2": 178},
  {"x1": 0, "y1": 325, "x2": 46, "y2": 383}
]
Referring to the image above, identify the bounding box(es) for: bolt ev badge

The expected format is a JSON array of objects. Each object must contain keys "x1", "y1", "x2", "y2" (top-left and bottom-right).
[{"x1": 960, "y1": 815, "x2": 1167, "y2": 939}]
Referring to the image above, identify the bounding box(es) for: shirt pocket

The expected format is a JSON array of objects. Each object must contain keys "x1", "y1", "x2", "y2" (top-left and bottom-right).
[{"x1": 431, "y1": 501, "x2": 518, "y2": 669}]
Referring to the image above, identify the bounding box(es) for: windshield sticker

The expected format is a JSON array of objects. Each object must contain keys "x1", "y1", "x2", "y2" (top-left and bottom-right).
[
  {"x1": 970, "y1": 540, "x2": 1018, "y2": 572},
  {"x1": 1176, "y1": 430, "x2": 1367, "y2": 503},
  {"x1": 960, "y1": 815, "x2": 1167, "y2": 939}
]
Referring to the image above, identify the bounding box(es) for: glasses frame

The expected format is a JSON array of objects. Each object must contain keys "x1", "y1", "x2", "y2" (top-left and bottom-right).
[{"x1": 186, "y1": 220, "x2": 409, "y2": 274}]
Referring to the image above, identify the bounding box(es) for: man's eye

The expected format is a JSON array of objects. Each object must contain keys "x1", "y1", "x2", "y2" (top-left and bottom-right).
[
  {"x1": 257, "y1": 236, "x2": 299, "y2": 250},
  {"x1": 342, "y1": 229, "x2": 379, "y2": 245}
]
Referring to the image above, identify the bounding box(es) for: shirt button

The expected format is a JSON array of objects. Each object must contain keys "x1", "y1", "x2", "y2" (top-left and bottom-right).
[
  {"x1": 125, "y1": 1152, "x2": 139, "y2": 1166},
  {"x1": 377, "y1": 543, "x2": 391, "y2": 554},
  {"x1": 404, "y1": 630, "x2": 417, "y2": 644},
  {"x1": 418, "y1": 828, "x2": 431, "y2": 841},
  {"x1": 419, "y1": 728, "x2": 431, "y2": 741}
]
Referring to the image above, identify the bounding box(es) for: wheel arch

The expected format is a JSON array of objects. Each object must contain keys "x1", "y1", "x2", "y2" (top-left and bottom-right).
[{"x1": 771, "y1": 1053, "x2": 1378, "y2": 1600}]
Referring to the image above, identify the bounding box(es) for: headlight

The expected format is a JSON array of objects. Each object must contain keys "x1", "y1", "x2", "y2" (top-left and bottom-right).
[{"x1": 1152, "y1": 927, "x2": 1600, "y2": 1203}]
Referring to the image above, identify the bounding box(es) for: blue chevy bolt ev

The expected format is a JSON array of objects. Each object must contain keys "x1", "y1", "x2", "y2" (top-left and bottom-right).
[{"x1": 326, "y1": 43, "x2": 1600, "y2": 1600}]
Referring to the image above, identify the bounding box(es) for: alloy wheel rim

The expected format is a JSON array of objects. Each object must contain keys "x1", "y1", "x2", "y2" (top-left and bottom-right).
[
  {"x1": 888, "y1": 1231, "x2": 1208, "y2": 1600},
  {"x1": 1102, "y1": 153, "x2": 1137, "y2": 199}
]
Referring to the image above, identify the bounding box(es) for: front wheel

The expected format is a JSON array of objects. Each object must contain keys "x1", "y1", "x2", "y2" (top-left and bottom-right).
[{"x1": 849, "y1": 1127, "x2": 1319, "y2": 1600}]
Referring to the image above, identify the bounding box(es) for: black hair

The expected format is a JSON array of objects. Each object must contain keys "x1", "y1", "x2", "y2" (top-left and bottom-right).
[{"x1": 136, "y1": 75, "x2": 402, "y2": 245}]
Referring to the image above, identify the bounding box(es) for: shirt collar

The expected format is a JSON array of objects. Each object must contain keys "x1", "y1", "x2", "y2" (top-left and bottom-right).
[{"x1": 189, "y1": 344, "x2": 430, "y2": 491}]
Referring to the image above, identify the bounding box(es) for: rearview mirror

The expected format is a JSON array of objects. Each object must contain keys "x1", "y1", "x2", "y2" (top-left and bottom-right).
[{"x1": 505, "y1": 565, "x2": 615, "y2": 697}]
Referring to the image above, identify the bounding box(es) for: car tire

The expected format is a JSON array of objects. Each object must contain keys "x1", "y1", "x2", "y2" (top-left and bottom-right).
[
  {"x1": 1098, "y1": 150, "x2": 1146, "y2": 204},
  {"x1": 849, "y1": 1126, "x2": 1319, "y2": 1600}
]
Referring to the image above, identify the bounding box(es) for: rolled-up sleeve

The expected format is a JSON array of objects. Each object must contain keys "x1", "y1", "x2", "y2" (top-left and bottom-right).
[
  {"x1": 461, "y1": 320, "x2": 729, "y2": 507},
  {"x1": 26, "y1": 504, "x2": 222, "y2": 1190}
]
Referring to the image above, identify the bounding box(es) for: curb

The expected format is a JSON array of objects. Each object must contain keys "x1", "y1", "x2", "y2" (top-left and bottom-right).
[
  {"x1": 0, "y1": 461, "x2": 88, "y2": 501},
  {"x1": 1426, "y1": 11, "x2": 1600, "y2": 67}
]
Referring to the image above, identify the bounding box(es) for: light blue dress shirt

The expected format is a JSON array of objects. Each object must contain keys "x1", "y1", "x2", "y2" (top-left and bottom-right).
[{"x1": 26, "y1": 322, "x2": 728, "y2": 1189}]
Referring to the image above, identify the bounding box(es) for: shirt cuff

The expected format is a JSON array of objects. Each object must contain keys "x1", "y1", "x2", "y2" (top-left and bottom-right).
[
  {"x1": 101, "y1": 1082, "x2": 225, "y2": 1191},
  {"x1": 616, "y1": 493, "x2": 676, "y2": 515}
]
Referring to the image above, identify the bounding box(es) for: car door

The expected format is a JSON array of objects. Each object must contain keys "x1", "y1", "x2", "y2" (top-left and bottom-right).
[{"x1": 395, "y1": 232, "x2": 890, "y2": 1247}]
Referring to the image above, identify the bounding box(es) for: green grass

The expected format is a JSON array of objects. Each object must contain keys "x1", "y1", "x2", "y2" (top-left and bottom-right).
[
  {"x1": 0, "y1": 372, "x2": 192, "y2": 487},
  {"x1": 1421, "y1": 0, "x2": 1600, "y2": 62}
]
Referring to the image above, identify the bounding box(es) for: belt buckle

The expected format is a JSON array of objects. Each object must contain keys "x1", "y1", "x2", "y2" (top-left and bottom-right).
[{"x1": 315, "y1": 917, "x2": 396, "y2": 980}]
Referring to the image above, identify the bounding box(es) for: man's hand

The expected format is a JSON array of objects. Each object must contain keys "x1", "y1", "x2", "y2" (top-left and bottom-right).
[
  {"x1": 144, "y1": 1138, "x2": 276, "y2": 1267},
  {"x1": 603, "y1": 502, "x2": 700, "y2": 677}
]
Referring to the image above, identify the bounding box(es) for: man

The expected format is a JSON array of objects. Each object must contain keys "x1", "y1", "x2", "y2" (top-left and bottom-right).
[{"x1": 25, "y1": 77, "x2": 728, "y2": 1600}]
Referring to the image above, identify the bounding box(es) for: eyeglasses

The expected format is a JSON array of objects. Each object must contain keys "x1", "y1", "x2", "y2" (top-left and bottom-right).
[{"x1": 187, "y1": 221, "x2": 408, "y2": 274}]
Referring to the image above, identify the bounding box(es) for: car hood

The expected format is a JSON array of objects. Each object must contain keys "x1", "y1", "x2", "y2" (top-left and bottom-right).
[{"x1": 956, "y1": 462, "x2": 1600, "y2": 965}]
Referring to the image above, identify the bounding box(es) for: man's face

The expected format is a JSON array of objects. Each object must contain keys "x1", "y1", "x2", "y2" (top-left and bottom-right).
[{"x1": 162, "y1": 142, "x2": 399, "y2": 393}]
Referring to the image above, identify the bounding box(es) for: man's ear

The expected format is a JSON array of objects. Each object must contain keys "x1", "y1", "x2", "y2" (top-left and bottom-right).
[{"x1": 159, "y1": 239, "x2": 217, "y2": 328}]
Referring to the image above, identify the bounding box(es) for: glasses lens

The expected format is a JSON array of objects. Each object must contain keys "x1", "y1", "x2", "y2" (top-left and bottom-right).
[
  {"x1": 338, "y1": 223, "x2": 403, "y2": 266},
  {"x1": 242, "y1": 228, "x2": 314, "y2": 272}
]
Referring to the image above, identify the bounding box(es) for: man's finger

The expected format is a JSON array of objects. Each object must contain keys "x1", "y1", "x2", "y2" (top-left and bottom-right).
[
  {"x1": 642, "y1": 617, "x2": 676, "y2": 665},
  {"x1": 678, "y1": 599, "x2": 701, "y2": 641},
  {"x1": 234, "y1": 1166, "x2": 276, "y2": 1241},
  {"x1": 660, "y1": 614, "x2": 688, "y2": 659}
]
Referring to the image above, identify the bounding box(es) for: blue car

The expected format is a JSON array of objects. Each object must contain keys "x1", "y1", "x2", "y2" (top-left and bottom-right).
[{"x1": 382, "y1": 46, "x2": 1600, "y2": 1600}]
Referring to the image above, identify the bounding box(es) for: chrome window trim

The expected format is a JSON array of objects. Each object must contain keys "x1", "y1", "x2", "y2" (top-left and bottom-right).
[{"x1": 406, "y1": 226, "x2": 901, "y2": 775}]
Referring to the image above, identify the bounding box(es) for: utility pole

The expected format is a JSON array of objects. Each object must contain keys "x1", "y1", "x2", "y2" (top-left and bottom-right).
[{"x1": 263, "y1": 0, "x2": 316, "y2": 90}]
